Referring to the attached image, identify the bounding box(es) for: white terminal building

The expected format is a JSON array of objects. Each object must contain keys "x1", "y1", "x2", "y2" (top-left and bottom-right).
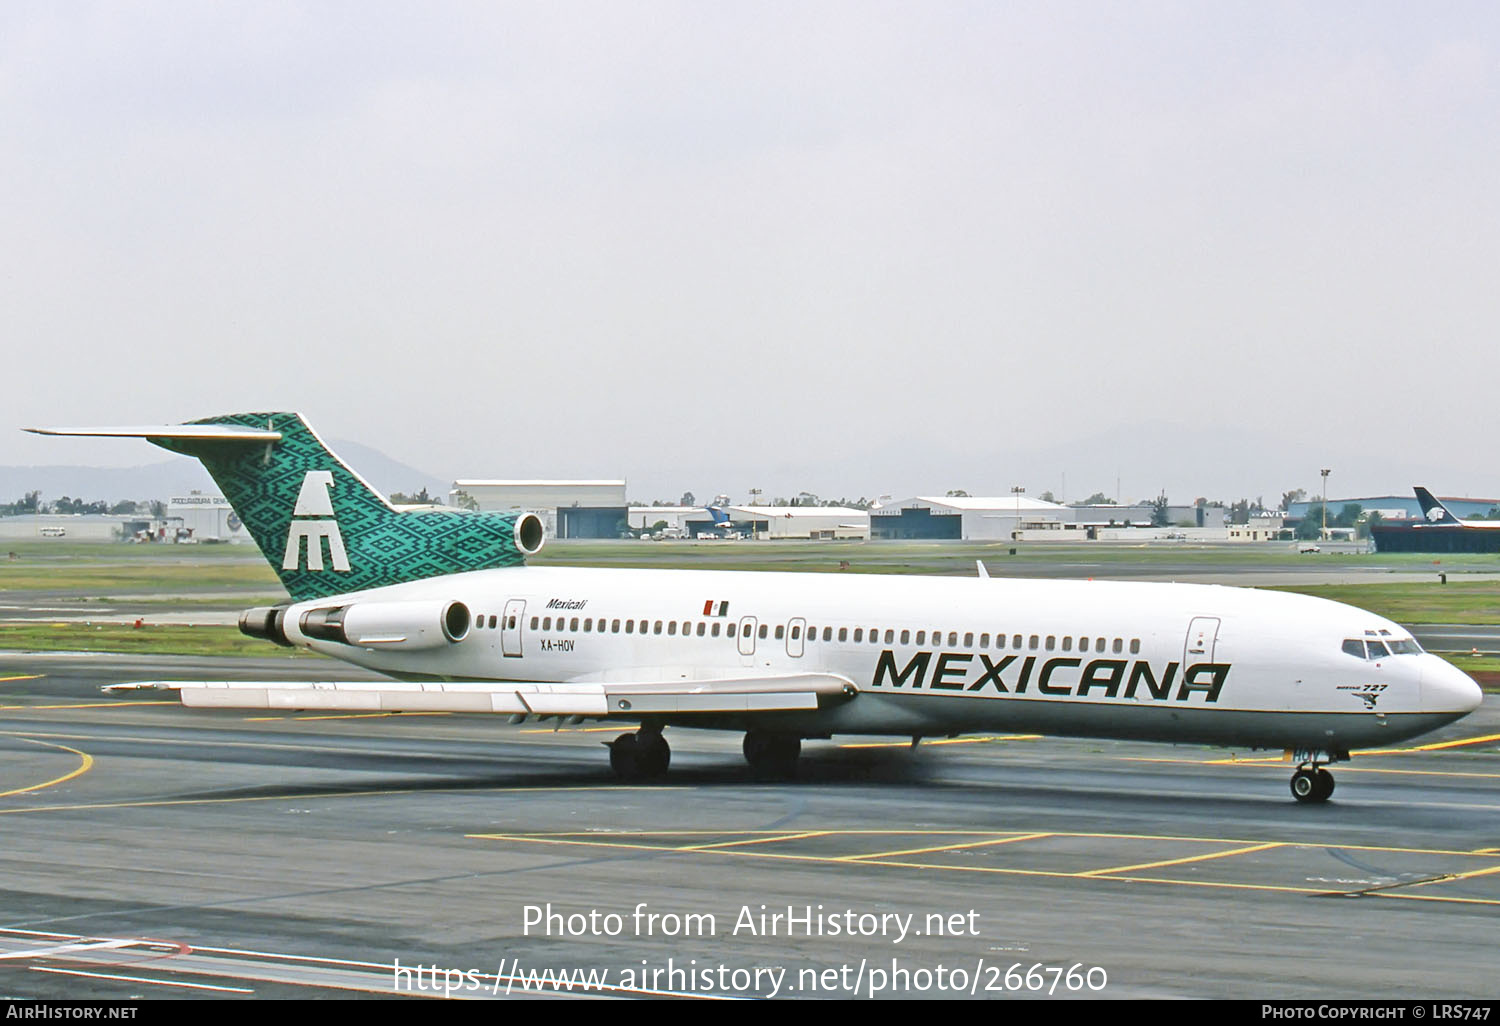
[
  {"x1": 872, "y1": 496, "x2": 1156, "y2": 540},
  {"x1": 630, "y1": 506, "x2": 869, "y2": 540},
  {"x1": 168, "y1": 493, "x2": 253, "y2": 543},
  {"x1": 452, "y1": 480, "x2": 628, "y2": 540}
]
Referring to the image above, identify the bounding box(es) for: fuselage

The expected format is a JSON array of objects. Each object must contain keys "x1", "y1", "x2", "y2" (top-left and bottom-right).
[{"x1": 274, "y1": 566, "x2": 1482, "y2": 752}]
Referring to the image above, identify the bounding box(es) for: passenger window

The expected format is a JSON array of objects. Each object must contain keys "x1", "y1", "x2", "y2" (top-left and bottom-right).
[
  {"x1": 775, "y1": 625, "x2": 785, "y2": 640},
  {"x1": 1045, "y1": 636, "x2": 1055, "y2": 651},
  {"x1": 824, "y1": 627, "x2": 833, "y2": 642},
  {"x1": 490, "y1": 615, "x2": 498, "y2": 629},
  {"x1": 727, "y1": 622, "x2": 736, "y2": 637},
  {"x1": 611, "y1": 619, "x2": 620, "y2": 633},
  {"x1": 668, "y1": 622, "x2": 677, "y2": 636},
  {"x1": 838, "y1": 628, "x2": 847, "y2": 642},
  {"x1": 653, "y1": 621, "x2": 663, "y2": 635},
  {"x1": 900, "y1": 629, "x2": 911, "y2": 644},
  {"x1": 980, "y1": 633, "x2": 989, "y2": 648},
  {"x1": 1096, "y1": 638, "x2": 1106, "y2": 653},
  {"x1": 1062, "y1": 637, "x2": 1073, "y2": 652},
  {"x1": 759, "y1": 625, "x2": 769, "y2": 640},
  {"x1": 1079, "y1": 637, "x2": 1088, "y2": 650},
  {"x1": 1129, "y1": 639, "x2": 1140, "y2": 654},
  {"x1": 1113, "y1": 638, "x2": 1123, "y2": 654},
  {"x1": 884, "y1": 629, "x2": 894, "y2": 644},
  {"x1": 507, "y1": 616, "x2": 515, "y2": 629},
  {"x1": 712, "y1": 623, "x2": 721, "y2": 637},
  {"x1": 790, "y1": 625, "x2": 800, "y2": 640},
  {"x1": 964, "y1": 632, "x2": 973, "y2": 647},
  {"x1": 1029, "y1": 635, "x2": 1039, "y2": 650},
  {"x1": 570, "y1": 618, "x2": 579, "y2": 631},
  {"x1": 542, "y1": 617, "x2": 552, "y2": 630},
  {"x1": 854, "y1": 628, "x2": 863, "y2": 642},
  {"x1": 916, "y1": 631, "x2": 927, "y2": 645},
  {"x1": 697, "y1": 623, "x2": 706, "y2": 637},
  {"x1": 583, "y1": 618, "x2": 592, "y2": 631},
  {"x1": 476, "y1": 615, "x2": 485, "y2": 629},
  {"x1": 625, "y1": 620, "x2": 635, "y2": 634},
  {"x1": 529, "y1": 616, "x2": 538, "y2": 630},
  {"x1": 1014, "y1": 635, "x2": 1023, "y2": 649}
]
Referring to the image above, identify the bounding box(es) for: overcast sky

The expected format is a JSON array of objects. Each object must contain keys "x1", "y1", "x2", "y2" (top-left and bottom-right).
[{"x1": 4, "y1": 3, "x2": 1497, "y2": 505}]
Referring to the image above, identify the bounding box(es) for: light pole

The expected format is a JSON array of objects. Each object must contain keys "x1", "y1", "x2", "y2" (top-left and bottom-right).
[{"x1": 1320, "y1": 468, "x2": 1331, "y2": 539}]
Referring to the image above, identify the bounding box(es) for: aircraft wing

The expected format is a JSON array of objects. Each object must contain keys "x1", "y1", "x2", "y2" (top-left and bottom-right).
[{"x1": 103, "y1": 673, "x2": 857, "y2": 717}]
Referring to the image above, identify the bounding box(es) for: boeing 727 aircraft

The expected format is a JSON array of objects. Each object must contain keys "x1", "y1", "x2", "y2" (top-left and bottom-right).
[{"x1": 30, "y1": 414, "x2": 1482, "y2": 803}]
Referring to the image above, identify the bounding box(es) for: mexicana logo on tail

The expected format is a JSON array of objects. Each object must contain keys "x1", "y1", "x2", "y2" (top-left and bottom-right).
[{"x1": 282, "y1": 470, "x2": 351, "y2": 572}]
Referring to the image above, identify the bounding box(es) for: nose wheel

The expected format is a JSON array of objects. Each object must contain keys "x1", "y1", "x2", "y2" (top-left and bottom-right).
[{"x1": 1290, "y1": 767, "x2": 1335, "y2": 803}]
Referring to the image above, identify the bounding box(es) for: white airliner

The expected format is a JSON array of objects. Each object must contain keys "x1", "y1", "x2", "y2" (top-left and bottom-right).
[{"x1": 30, "y1": 414, "x2": 1482, "y2": 803}]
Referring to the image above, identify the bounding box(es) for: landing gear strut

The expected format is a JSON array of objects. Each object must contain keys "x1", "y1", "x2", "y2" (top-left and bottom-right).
[
  {"x1": 743, "y1": 731, "x2": 801, "y2": 779},
  {"x1": 607, "y1": 724, "x2": 670, "y2": 781},
  {"x1": 1289, "y1": 765, "x2": 1336, "y2": 803}
]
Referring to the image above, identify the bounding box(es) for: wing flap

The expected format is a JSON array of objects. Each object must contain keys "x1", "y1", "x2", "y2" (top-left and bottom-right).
[{"x1": 119, "y1": 673, "x2": 856, "y2": 717}]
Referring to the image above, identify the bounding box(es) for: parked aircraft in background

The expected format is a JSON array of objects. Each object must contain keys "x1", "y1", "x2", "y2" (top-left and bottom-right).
[{"x1": 1414, "y1": 487, "x2": 1500, "y2": 529}]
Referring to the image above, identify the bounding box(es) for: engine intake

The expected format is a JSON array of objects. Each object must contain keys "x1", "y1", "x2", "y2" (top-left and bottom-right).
[
  {"x1": 299, "y1": 599, "x2": 471, "y2": 650},
  {"x1": 514, "y1": 512, "x2": 544, "y2": 555}
]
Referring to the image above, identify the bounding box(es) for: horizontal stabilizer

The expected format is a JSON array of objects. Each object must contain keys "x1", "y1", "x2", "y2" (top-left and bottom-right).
[
  {"x1": 105, "y1": 673, "x2": 858, "y2": 717},
  {"x1": 25, "y1": 425, "x2": 282, "y2": 442}
]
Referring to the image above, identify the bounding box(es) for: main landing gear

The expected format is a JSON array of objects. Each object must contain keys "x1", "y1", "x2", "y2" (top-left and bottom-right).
[
  {"x1": 742, "y1": 731, "x2": 801, "y2": 779},
  {"x1": 1288, "y1": 748, "x2": 1346, "y2": 803},
  {"x1": 607, "y1": 724, "x2": 670, "y2": 781}
]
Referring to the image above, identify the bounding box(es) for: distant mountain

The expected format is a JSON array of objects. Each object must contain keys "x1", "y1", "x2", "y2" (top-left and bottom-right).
[
  {"x1": 0, "y1": 438, "x2": 451, "y2": 506},
  {"x1": 323, "y1": 439, "x2": 453, "y2": 500}
]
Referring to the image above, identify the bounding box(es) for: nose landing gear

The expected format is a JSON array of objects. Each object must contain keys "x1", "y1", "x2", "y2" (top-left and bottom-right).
[
  {"x1": 1290, "y1": 767, "x2": 1335, "y2": 803},
  {"x1": 1288, "y1": 747, "x2": 1346, "y2": 803}
]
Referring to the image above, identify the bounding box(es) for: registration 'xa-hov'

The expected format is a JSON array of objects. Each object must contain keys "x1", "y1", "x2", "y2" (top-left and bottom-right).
[{"x1": 30, "y1": 413, "x2": 1482, "y2": 803}]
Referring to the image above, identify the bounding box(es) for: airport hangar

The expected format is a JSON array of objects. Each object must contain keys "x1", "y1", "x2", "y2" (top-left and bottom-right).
[
  {"x1": 871, "y1": 495, "x2": 1154, "y2": 540},
  {"x1": 452, "y1": 480, "x2": 628, "y2": 540},
  {"x1": 630, "y1": 505, "x2": 870, "y2": 540}
]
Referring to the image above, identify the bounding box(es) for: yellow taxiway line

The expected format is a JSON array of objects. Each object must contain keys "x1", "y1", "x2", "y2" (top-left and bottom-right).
[{"x1": 0, "y1": 737, "x2": 94, "y2": 799}]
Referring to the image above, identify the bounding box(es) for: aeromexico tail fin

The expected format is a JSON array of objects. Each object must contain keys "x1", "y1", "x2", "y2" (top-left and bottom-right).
[
  {"x1": 27, "y1": 412, "x2": 544, "y2": 601},
  {"x1": 1413, "y1": 487, "x2": 1464, "y2": 526}
]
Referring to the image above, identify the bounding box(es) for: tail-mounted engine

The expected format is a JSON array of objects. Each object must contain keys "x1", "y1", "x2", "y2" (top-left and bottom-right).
[
  {"x1": 239, "y1": 600, "x2": 472, "y2": 650},
  {"x1": 299, "y1": 599, "x2": 472, "y2": 650}
]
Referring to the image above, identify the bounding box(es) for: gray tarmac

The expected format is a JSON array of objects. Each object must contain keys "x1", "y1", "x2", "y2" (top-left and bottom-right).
[{"x1": 0, "y1": 653, "x2": 1496, "y2": 1001}]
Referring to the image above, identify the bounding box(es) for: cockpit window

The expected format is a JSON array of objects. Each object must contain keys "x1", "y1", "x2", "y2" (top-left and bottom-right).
[{"x1": 1344, "y1": 637, "x2": 1421, "y2": 659}]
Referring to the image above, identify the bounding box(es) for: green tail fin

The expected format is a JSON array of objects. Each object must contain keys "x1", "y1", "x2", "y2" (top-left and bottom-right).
[{"x1": 152, "y1": 412, "x2": 540, "y2": 600}]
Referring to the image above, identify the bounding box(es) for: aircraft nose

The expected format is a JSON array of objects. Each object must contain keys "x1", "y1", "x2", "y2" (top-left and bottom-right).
[{"x1": 1423, "y1": 657, "x2": 1483, "y2": 715}]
